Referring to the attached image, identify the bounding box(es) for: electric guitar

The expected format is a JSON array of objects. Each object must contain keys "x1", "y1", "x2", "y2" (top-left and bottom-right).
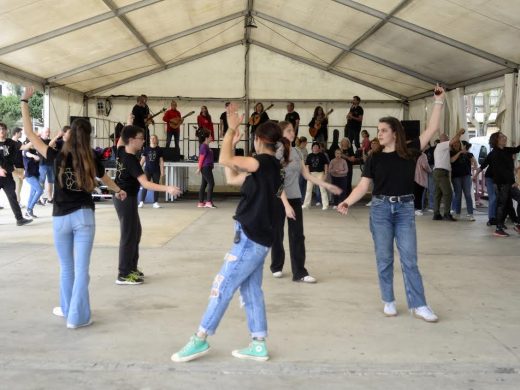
[
  {"x1": 249, "y1": 104, "x2": 274, "y2": 126},
  {"x1": 145, "y1": 108, "x2": 166, "y2": 126},
  {"x1": 168, "y1": 111, "x2": 195, "y2": 130},
  {"x1": 309, "y1": 109, "x2": 333, "y2": 138}
]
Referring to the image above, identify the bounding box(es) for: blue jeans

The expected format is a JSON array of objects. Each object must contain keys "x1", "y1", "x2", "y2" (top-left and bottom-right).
[
  {"x1": 53, "y1": 208, "x2": 95, "y2": 327},
  {"x1": 369, "y1": 196, "x2": 427, "y2": 309},
  {"x1": 39, "y1": 164, "x2": 55, "y2": 185},
  {"x1": 199, "y1": 222, "x2": 270, "y2": 338},
  {"x1": 25, "y1": 176, "x2": 43, "y2": 211},
  {"x1": 485, "y1": 177, "x2": 497, "y2": 220},
  {"x1": 451, "y1": 175, "x2": 474, "y2": 214},
  {"x1": 427, "y1": 168, "x2": 435, "y2": 209}
]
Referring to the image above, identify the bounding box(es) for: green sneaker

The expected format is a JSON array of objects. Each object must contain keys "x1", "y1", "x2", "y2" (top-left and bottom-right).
[
  {"x1": 171, "y1": 335, "x2": 210, "y2": 362},
  {"x1": 231, "y1": 340, "x2": 269, "y2": 361}
]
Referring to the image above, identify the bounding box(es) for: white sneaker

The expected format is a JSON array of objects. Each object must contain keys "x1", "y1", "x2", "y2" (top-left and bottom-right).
[
  {"x1": 414, "y1": 210, "x2": 423, "y2": 216},
  {"x1": 299, "y1": 275, "x2": 317, "y2": 283},
  {"x1": 138, "y1": 201, "x2": 144, "y2": 208},
  {"x1": 52, "y1": 306, "x2": 64, "y2": 317},
  {"x1": 315, "y1": 202, "x2": 321, "y2": 207},
  {"x1": 454, "y1": 214, "x2": 461, "y2": 220},
  {"x1": 322, "y1": 206, "x2": 328, "y2": 211},
  {"x1": 412, "y1": 306, "x2": 438, "y2": 322},
  {"x1": 152, "y1": 202, "x2": 161, "y2": 209},
  {"x1": 302, "y1": 205, "x2": 308, "y2": 209},
  {"x1": 466, "y1": 214, "x2": 475, "y2": 221},
  {"x1": 272, "y1": 271, "x2": 283, "y2": 278},
  {"x1": 383, "y1": 301, "x2": 397, "y2": 317},
  {"x1": 366, "y1": 201, "x2": 372, "y2": 206},
  {"x1": 67, "y1": 319, "x2": 93, "y2": 329},
  {"x1": 332, "y1": 205, "x2": 337, "y2": 210}
]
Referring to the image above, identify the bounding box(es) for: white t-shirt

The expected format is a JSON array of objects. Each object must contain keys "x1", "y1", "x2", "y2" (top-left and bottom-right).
[{"x1": 433, "y1": 141, "x2": 451, "y2": 171}]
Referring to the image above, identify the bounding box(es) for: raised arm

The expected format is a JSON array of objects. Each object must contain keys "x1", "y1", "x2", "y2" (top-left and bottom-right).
[
  {"x1": 337, "y1": 177, "x2": 372, "y2": 215},
  {"x1": 20, "y1": 87, "x2": 49, "y2": 158},
  {"x1": 419, "y1": 85, "x2": 446, "y2": 150}
]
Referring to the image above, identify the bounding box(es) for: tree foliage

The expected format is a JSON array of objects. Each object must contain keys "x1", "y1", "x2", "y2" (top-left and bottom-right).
[{"x1": 0, "y1": 83, "x2": 43, "y2": 129}]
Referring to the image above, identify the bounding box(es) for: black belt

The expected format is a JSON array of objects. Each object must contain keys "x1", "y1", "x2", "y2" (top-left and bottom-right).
[{"x1": 374, "y1": 194, "x2": 414, "y2": 203}]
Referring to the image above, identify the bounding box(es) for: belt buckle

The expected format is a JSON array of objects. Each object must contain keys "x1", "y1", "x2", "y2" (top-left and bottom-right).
[{"x1": 389, "y1": 196, "x2": 398, "y2": 203}]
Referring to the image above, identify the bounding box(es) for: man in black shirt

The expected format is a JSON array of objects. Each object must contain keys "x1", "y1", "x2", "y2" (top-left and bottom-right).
[
  {"x1": 131, "y1": 95, "x2": 151, "y2": 147},
  {"x1": 0, "y1": 122, "x2": 31, "y2": 225},
  {"x1": 285, "y1": 102, "x2": 300, "y2": 145},
  {"x1": 11, "y1": 127, "x2": 25, "y2": 204},
  {"x1": 219, "y1": 102, "x2": 230, "y2": 138},
  {"x1": 345, "y1": 96, "x2": 364, "y2": 149}
]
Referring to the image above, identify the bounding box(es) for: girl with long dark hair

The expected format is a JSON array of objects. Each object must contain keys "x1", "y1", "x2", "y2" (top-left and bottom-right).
[
  {"x1": 196, "y1": 128, "x2": 216, "y2": 208},
  {"x1": 337, "y1": 85, "x2": 446, "y2": 323},
  {"x1": 21, "y1": 86, "x2": 127, "y2": 329},
  {"x1": 172, "y1": 103, "x2": 289, "y2": 363},
  {"x1": 197, "y1": 105, "x2": 214, "y2": 141}
]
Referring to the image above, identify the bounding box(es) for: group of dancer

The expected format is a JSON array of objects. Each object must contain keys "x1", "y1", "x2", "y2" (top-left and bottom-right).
[{"x1": 5, "y1": 85, "x2": 447, "y2": 362}]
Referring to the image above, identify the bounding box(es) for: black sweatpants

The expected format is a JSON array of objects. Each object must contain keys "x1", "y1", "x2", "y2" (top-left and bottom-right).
[
  {"x1": 114, "y1": 195, "x2": 142, "y2": 277},
  {"x1": 495, "y1": 183, "x2": 512, "y2": 229},
  {"x1": 270, "y1": 198, "x2": 309, "y2": 281},
  {"x1": 198, "y1": 166, "x2": 214, "y2": 203},
  {"x1": 0, "y1": 174, "x2": 23, "y2": 221}
]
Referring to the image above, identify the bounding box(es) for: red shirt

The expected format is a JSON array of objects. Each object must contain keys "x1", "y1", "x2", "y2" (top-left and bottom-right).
[
  {"x1": 163, "y1": 109, "x2": 181, "y2": 133},
  {"x1": 197, "y1": 115, "x2": 214, "y2": 140}
]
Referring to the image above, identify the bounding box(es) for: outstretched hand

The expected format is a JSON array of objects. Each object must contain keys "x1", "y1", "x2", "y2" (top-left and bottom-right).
[
  {"x1": 433, "y1": 84, "x2": 445, "y2": 100},
  {"x1": 115, "y1": 190, "x2": 127, "y2": 201},
  {"x1": 327, "y1": 184, "x2": 343, "y2": 195},
  {"x1": 226, "y1": 102, "x2": 244, "y2": 131},
  {"x1": 167, "y1": 186, "x2": 182, "y2": 197},
  {"x1": 22, "y1": 86, "x2": 35, "y2": 101},
  {"x1": 337, "y1": 201, "x2": 349, "y2": 215}
]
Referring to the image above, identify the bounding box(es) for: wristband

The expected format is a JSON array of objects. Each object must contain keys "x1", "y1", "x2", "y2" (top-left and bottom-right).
[
  {"x1": 433, "y1": 100, "x2": 444, "y2": 105},
  {"x1": 20, "y1": 99, "x2": 29, "y2": 103}
]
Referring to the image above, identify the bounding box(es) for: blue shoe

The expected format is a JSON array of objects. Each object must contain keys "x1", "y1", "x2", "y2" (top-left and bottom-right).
[
  {"x1": 231, "y1": 340, "x2": 269, "y2": 361},
  {"x1": 171, "y1": 335, "x2": 210, "y2": 362}
]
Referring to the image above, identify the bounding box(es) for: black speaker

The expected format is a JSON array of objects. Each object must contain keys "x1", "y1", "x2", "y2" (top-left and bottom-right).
[
  {"x1": 401, "y1": 120, "x2": 420, "y2": 140},
  {"x1": 70, "y1": 116, "x2": 90, "y2": 125},
  {"x1": 211, "y1": 148, "x2": 220, "y2": 161},
  {"x1": 163, "y1": 147, "x2": 181, "y2": 162}
]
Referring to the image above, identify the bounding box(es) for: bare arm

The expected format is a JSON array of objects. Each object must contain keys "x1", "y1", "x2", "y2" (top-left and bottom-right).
[
  {"x1": 20, "y1": 87, "x2": 49, "y2": 158},
  {"x1": 137, "y1": 174, "x2": 181, "y2": 196},
  {"x1": 160, "y1": 157, "x2": 164, "y2": 177},
  {"x1": 337, "y1": 177, "x2": 372, "y2": 214},
  {"x1": 301, "y1": 162, "x2": 342, "y2": 194},
  {"x1": 419, "y1": 85, "x2": 446, "y2": 150}
]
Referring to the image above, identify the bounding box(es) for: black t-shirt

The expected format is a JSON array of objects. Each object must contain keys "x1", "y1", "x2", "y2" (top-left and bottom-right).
[
  {"x1": 481, "y1": 146, "x2": 520, "y2": 184},
  {"x1": 0, "y1": 138, "x2": 17, "y2": 174},
  {"x1": 425, "y1": 145, "x2": 436, "y2": 166},
  {"x1": 23, "y1": 149, "x2": 40, "y2": 178},
  {"x1": 341, "y1": 147, "x2": 355, "y2": 171},
  {"x1": 46, "y1": 147, "x2": 105, "y2": 217},
  {"x1": 346, "y1": 105, "x2": 364, "y2": 131},
  {"x1": 132, "y1": 105, "x2": 150, "y2": 129},
  {"x1": 234, "y1": 154, "x2": 283, "y2": 247},
  {"x1": 13, "y1": 140, "x2": 24, "y2": 168},
  {"x1": 219, "y1": 112, "x2": 229, "y2": 134},
  {"x1": 362, "y1": 138, "x2": 420, "y2": 196},
  {"x1": 143, "y1": 146, "x2": 163, "y2": 174},
  {"x1": 450, "y1": 151, "x2": 473, "y2": 178},
  {"x1": 305, "y1": 152, "x2": 328, "y2": 172},
  {"x1": 285, "y1": 111, "x2": 300, "y2": 130},
  {"x1": 115, "y1": 146, "x2": 144, "y2": 196}
]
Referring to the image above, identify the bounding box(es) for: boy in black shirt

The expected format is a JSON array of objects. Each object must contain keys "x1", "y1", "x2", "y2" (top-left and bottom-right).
[
  {"x1": 0, "y1": 122, "x2": 31, "y2": 226},
  {"x1": 302, "y1": 142, "x2": 329, "y2": 210},
  {"x1": 114, "y1": 125, "x2": 181, "y2": 285},
  {"x1": 345, "y1": 96, "x2": 364, "y2": 149}
]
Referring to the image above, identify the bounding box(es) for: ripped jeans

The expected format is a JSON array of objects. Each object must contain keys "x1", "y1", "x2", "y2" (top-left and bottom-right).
[{"x1": 199, "y1": 222, "x2": 270, "y2": 338}]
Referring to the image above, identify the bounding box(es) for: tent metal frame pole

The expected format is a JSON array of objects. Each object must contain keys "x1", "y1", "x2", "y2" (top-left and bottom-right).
[
  {"x1": 84, "y1": 40, "x2": 243, "y2": 96},
  {"x1": 252, "y1": 11, "x2": 438, "y2": 85},
  {"x1": 47, "y1": 11, "x2": 247, "y2": 83},
  {"x1": 332, "y1": 0, "x2": 518, "y2": 69},
  {"x1": 251, "y1": 40, "x2": 406, "y2": 100},
  {"x1": 0, "y1": 0, "x2": 163, "y2": 56},
  {"x1": 328, "y1": 0, "x2": 412, "y2": 69},
  {"x1": 244, "y1": 0, "x2": 254, "y2": 156}
]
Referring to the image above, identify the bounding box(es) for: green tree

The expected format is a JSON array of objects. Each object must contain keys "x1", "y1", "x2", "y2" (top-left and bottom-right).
[{"x1": 0, "y1": 88, "x2": 43, "y2": 129}]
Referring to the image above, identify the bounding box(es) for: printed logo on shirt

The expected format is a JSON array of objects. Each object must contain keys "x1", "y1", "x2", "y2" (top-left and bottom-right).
[
  {"x1": 149, "y1": 150, "x2": 157, "y2": 162},
  {"x1": 63, "y1": 168, "x2": 82, "y2": 192},
  {"x1": 115, "y1": 158, "x2": 125, "y2": 180},
  {"x1": 0, "y1": 144, "x2": 10, "y2": 157},
  {"x1": 276, "y1": 168, "x2": 286, "y2": 197}
]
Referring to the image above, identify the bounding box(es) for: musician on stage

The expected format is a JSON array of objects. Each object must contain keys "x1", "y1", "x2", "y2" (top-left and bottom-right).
[
  {"x1": 345, "y1": 96, "x2": 364, "y2": 149},
  {"x1": 163, "y1": 100, "x2": 182, "y2": 149},
  {"x1": 309, "y1": 106, "x2": 328, "y2": 143},
  {"x1": 130, "y1": 95, "x2": 152, "y2": 148},
  {"x1": 285, "y1": 102, "x2": 300, "y2": 145},
  {"x1": 248, "y1": 102, "x2": 269, "y2": 154}
]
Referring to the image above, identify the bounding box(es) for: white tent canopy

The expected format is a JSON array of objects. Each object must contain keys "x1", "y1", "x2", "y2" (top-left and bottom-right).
[{"x1": 0, "y1": 0, "x2": 518, "y2": 141}]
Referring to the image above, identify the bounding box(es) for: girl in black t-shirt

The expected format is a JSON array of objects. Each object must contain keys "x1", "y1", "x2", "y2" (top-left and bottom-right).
[
  {"x1": 172, "y1": 103, "x2": 290, "y2": 363},
  {"x1": 21, "y1": 86, "x2": 126, "y2": 329},
  {"x1": 337, "y1": 85, "x2": 446, "y2": 323},
  {"x1": 138, "y1": 134, "x2": 164, "y2": 209}
]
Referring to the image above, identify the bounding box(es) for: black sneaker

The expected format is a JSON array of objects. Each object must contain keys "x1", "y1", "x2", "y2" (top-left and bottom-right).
[
  {"x1": 16, "y1": 218, "x2": 33, "y2": 226},
  {"x1": 46, "y1": 198, "x2": 53, "y2": 204},
  {"x1": 443, "y1": 214, "x2": 457, "y2": 221},
  {"x1": 37, "y1": 199, "x2": 46, "y2": 206},
  {"x1": 132, "y1": 269, "x2": 144, "y2": 278},
  {"x1": 115, "y1": 273, "x2": 143, "y2": 285},
  {"x1": 493, "y1": 229, "x2": 509, "y2": 237},
  {"x1": 25, "y1": 210, "x2": 37, "y2": 219},
  {"x1": 486, "y1": 218, "x2": 497, "y2": 226},
  {"x1": 432, "y1": 214, "x2": 443, "y2": 220}
]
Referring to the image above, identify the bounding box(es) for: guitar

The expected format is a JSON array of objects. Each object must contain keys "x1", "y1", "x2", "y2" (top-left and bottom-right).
[
  {"x1": 168, "y1": 111, "x2": 195, "y2": 130},
  {"x1": 309, "y1": 109, "x2": 333, "y2": 138},
  {"x1": 248, "y1": 104, "x2": 274, "y2": 126},
  {"x1": 145, "y1": 108, "x2": 166, "y2": 126}
]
